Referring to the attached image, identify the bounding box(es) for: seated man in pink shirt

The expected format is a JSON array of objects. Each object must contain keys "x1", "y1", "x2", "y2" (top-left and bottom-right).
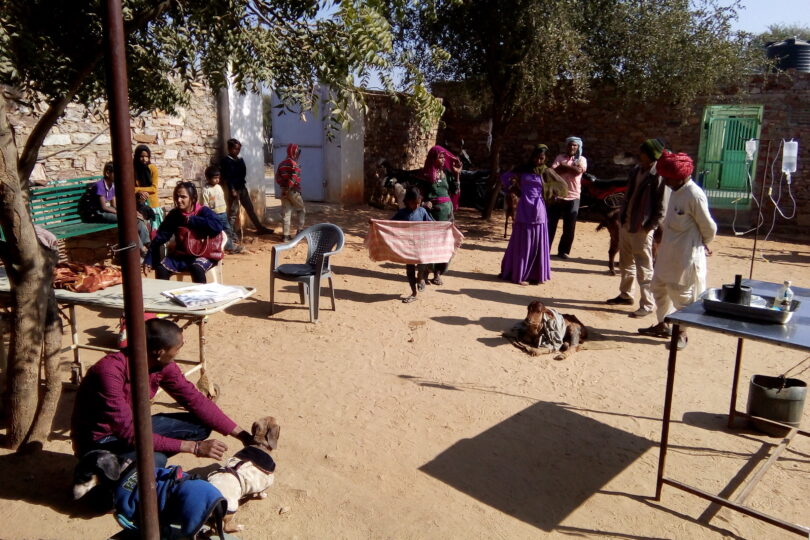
[{"x1": 71, "y1": 318, "x2": 253, "y2": 469}]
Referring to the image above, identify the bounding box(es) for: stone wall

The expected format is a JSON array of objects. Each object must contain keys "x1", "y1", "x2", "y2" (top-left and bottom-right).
[
  {"x1": 7, "y1": 82, "x2": 219, "y2": 204},
  {"x1": 434, "y1": 72, "x2": 810, "y2": 237},
  {"x1": 363, "y1": 91, "x2": 440, "y2": 199}
]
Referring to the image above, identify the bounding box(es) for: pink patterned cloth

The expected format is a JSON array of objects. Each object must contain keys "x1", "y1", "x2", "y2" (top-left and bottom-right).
[{"x1": 366, "y1": 219, "x2": 464, "y2": 265}]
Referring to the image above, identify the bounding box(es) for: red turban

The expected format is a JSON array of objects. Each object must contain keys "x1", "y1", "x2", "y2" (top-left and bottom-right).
[{"x1": 656, "y1": 150, "x2": 694, "y2": 179}]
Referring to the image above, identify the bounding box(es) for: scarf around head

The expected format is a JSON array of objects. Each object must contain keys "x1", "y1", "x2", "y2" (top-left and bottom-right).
[
  {"x1": 133, "y1": 144, "x2": 153, "y2": 188},
  {"x1": 656, "y1": 150, "x2": 694, "y2": 179},
  {"x1": 286, "y1": 143, "x2": 300, "y2": 161},
  {"x1": 515, "y1": 144, "x2": 549, "y2": 174},
  {"x1": 422, "y1": 145, "x2": 459, "y2": 183},
  {"x1": 565, "y1": 137, "x2": 583, "y2": 160}
]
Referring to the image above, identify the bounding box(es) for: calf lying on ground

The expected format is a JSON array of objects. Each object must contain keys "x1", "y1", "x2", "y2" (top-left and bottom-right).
[{"x1": 504, "y1": 300, "x2": 588, "y2": 360}]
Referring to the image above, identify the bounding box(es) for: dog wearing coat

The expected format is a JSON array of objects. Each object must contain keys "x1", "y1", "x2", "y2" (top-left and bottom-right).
[{"x1": 208, "y1": 416, "x2": 280, "y2": 532}]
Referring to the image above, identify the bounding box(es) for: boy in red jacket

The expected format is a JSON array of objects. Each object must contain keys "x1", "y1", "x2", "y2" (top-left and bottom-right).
[{"x1": 276, "y1": 143, "x2": 306, "y2": 241}]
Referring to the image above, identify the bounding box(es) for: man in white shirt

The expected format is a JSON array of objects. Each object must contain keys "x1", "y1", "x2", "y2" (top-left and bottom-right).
[{"x1": 638, "y1": 151, "x2": 717, "y2": 350}]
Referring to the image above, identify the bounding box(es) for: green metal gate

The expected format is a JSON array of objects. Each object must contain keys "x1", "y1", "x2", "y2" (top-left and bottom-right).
[{"x1": 696, "y1": 105, "x2": 763, "y2": 209}]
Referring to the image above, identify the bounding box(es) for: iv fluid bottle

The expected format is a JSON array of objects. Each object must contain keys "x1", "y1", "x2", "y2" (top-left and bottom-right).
[
  {"x1": 782, "y1": 140, "x2": 798, "y2": 174},
  {"x1": 774, "y1": 280, "x2": 794, "y2": 311}
]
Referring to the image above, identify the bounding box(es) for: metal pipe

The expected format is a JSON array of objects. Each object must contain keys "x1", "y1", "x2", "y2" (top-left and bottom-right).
[
  {"x1": 655, "y1": 323, "x2": 680, "y2": 501},
  {"x1": 749, "y1": 139, "x2": 772, "y2": 279},
  {"x1": 662, "y1": 478, "x2": 810, "y2": 536},
  {"x1": 727, "y1": 338, "x2": 744, "y2": 428},
  {"x1": 103, "y1": 1, "x2": 159, "y2": 538}
]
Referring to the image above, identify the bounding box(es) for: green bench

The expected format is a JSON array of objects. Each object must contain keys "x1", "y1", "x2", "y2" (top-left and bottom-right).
[{"x1": 29, "y1": 176, "x2": 119, "y2": 240}]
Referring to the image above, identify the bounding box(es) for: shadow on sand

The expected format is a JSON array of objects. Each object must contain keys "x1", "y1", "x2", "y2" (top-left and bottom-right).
[
  {"x1": 419, "y1": 401, "x2": 654, "y2": 532},
  {"x1": 0, "y1": 448, "x2": 112, "y2": 519}
]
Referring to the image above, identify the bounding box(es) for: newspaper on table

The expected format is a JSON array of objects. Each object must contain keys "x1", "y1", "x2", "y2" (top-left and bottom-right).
[{"x1": 161, "y1": 283, "x2": 245, "y2": 308}]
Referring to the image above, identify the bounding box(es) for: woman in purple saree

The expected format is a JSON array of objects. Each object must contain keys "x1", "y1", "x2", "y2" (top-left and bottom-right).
[{"x1": 499, "y1": 145, "x2": 554, "y2": 285}]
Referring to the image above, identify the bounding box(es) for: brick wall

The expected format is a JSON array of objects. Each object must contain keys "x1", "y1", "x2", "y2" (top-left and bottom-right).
[
  {"x1": 434, "y1": 72, "x2": 810, "y2": 237},
  {"x1": 363, "y1": 91, "x2": 440, "y2": 199}
]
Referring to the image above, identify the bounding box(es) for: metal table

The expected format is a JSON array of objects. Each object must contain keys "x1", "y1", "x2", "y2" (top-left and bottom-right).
[
  {"x1": 0, "y1": 268, "x2": 255, "y2": 384},
  {"x1": 658, "y1": 279, "x2": 810, "y2": 536}
]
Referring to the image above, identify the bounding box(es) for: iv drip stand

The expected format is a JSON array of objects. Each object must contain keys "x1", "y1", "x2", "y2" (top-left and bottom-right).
[{"x1": 748, "y1": 139, "x2": 772, "y2": 280}]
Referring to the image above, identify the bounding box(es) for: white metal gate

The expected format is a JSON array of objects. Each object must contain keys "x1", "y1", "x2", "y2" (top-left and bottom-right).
[{"x1": 271, "y1": 96, "x2": 326, "y2": 202}]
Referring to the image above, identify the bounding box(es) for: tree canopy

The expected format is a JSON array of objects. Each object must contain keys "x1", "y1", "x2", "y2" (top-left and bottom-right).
[
  {"x1": 386, "y1": 0, "x2": 765, "y2": 217},
  {"x1": 0, "y1": 0, "x2": 442, "y2": 182}
]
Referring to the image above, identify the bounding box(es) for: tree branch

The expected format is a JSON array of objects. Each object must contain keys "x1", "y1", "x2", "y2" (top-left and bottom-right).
[{"x1": 16, "y1": 0, "x2": 178, "y2": 183}]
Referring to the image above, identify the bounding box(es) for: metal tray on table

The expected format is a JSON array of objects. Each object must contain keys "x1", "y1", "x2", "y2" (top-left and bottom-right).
[{"x1": 702, "y1": 288, "x2": 799, "y2": 324}]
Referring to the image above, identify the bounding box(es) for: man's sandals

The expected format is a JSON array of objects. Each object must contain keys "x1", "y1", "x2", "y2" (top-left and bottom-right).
[{"x1": 638, "y1": 323, "x2": 673, "y2": 338}]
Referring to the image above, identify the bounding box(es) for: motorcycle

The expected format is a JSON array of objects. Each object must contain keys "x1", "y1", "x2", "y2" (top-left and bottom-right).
[
  {"x1": 455, "y1": 141, "x2": 501, "y2": 211},
  {"x1": 371, "y1": 143, "x2": 500, "y2": 212},
  {"x1": 579, "y1": 173, "x2": 628, "y2": 215}
]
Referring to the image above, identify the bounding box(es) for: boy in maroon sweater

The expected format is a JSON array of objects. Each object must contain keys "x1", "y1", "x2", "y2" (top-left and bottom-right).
[{"x1": 71, "y1": 318, "x2": 253, "y2": 467}]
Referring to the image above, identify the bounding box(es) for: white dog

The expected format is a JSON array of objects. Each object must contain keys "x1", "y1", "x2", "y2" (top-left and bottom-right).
[{"x1": 208, "y1": 416, "x2": 280, "y2": 532}]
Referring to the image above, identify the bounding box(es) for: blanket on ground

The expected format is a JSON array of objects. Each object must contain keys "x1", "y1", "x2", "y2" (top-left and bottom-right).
[{"x1": 366, "y1": 219, "x2": 463, "y2": 265}]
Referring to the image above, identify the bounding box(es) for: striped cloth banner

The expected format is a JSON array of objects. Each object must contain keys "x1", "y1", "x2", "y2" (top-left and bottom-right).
[{"x1": 366, "y1": 219, "x2": 464, "y2": 265}]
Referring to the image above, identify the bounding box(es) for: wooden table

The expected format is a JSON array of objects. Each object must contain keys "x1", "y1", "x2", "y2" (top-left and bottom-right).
[
  {"x1": 0, "y1": 268, "x2": 255, "y2": 384},
  {"x1": 658, "y1": 279, "x2": 809, "y2": 536}
]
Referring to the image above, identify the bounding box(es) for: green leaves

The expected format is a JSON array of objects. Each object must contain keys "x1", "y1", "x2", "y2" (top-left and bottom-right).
[
  {"x1": 1, "y1": 0, "x2": 442, "y2": 140},
  {"x1": 386, "y1": 0, "x2": 762, "y2": 121}
]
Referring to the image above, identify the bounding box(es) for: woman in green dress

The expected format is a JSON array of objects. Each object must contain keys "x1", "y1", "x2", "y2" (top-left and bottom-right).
[{"x1": 418, "y1": 145, "x2": 461, "y2": 285}]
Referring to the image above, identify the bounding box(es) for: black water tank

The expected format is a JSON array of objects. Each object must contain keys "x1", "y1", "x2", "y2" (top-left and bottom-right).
[{"x1": 766, "y1": 37, "x2": 810, "y2": 72}]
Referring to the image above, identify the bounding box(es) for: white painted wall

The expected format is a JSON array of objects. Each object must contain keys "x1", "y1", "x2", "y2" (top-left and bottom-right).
[
  {"x1": 227, "y1": 84, "x2": 267, "y2": 220},
  {"x1": 324, "y1": 95, "x2": 365, "y2": 204}
]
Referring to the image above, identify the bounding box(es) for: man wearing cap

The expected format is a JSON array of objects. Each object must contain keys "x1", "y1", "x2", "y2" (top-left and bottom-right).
[
  {"x1": 638, "y1": 151, "x2": 717, "y2": 350},
  {"x1": 607, "y1": 138, "x2": 668, "y2": 317}
]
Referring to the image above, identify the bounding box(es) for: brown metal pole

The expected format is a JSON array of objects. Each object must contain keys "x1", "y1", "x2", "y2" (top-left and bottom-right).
[
  {"x1": 655, "y1": 323, "x2": 680, "y2": 501},
  {"x1": 103, "y1": 1, "x2": 159, "y2": 538},
  {"x1": 727, "y1": 338, "x2": 745, "y2": 428},
  {"x1": 749, "y1": 140, "x2": 772, "y2": 280}
]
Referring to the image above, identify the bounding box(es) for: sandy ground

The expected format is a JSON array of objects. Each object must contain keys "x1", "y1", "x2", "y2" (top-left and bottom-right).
[{"x1": 1, "y1": 200, "x2": 809, "y2": 540}]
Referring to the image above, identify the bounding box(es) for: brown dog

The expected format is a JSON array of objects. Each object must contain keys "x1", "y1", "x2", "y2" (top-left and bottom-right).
[
  {"x1": 208, "y1": 417, "x2": 280, "y2": 532},
  {"x1": 504, "y1": 177, "x2": 520, "y2": 238},
  {"x1": 518, "y1": 300, "x2": 588, "y2": 360},
  {"x1": 597, "y1": 213, "x2": 662, "y2": 276},
  {"x1": 596, "y1": 208, "x2": 621, "y2": 275}
]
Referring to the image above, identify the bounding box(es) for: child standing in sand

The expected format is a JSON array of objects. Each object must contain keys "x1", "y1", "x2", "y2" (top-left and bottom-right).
[
  {"x1": 391, "y1": 187, "x2": 433, "y2": 303},
  {"x1": 202, "y1": 165, "x2": 239, "y2": 253}
]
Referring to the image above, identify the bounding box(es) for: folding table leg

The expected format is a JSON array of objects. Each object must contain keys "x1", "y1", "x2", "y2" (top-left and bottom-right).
[
  {"x1": 69, "y1": 305, "x2": 82, "y2": 384},
  {"x1": 656, "y1": 323, "x2": 681, "y2": 500},
  {"x1": 728, "y1": 338, "x2": 745, "y2": 428}
]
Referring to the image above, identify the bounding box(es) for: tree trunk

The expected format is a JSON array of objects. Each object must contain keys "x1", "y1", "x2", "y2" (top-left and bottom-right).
[
  {"x1": 481, "y1": 110, "x2": 509, "y2": 220},
  {"x1": 0, "y1": 93, "x2": 62, "y2": 450},
  {"x1": 25, "y1": 278, "x2": 63, "y2": 448}
]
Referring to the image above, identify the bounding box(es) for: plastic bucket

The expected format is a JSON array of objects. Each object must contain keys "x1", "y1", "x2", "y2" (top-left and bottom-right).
[{"x1": 746, "y1": 375, "x2": 807, "y2": 437}]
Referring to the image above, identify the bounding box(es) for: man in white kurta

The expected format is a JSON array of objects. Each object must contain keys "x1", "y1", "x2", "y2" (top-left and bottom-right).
[{"x1": 639, "y1": 151, "x2": 717, "y2": 350}]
